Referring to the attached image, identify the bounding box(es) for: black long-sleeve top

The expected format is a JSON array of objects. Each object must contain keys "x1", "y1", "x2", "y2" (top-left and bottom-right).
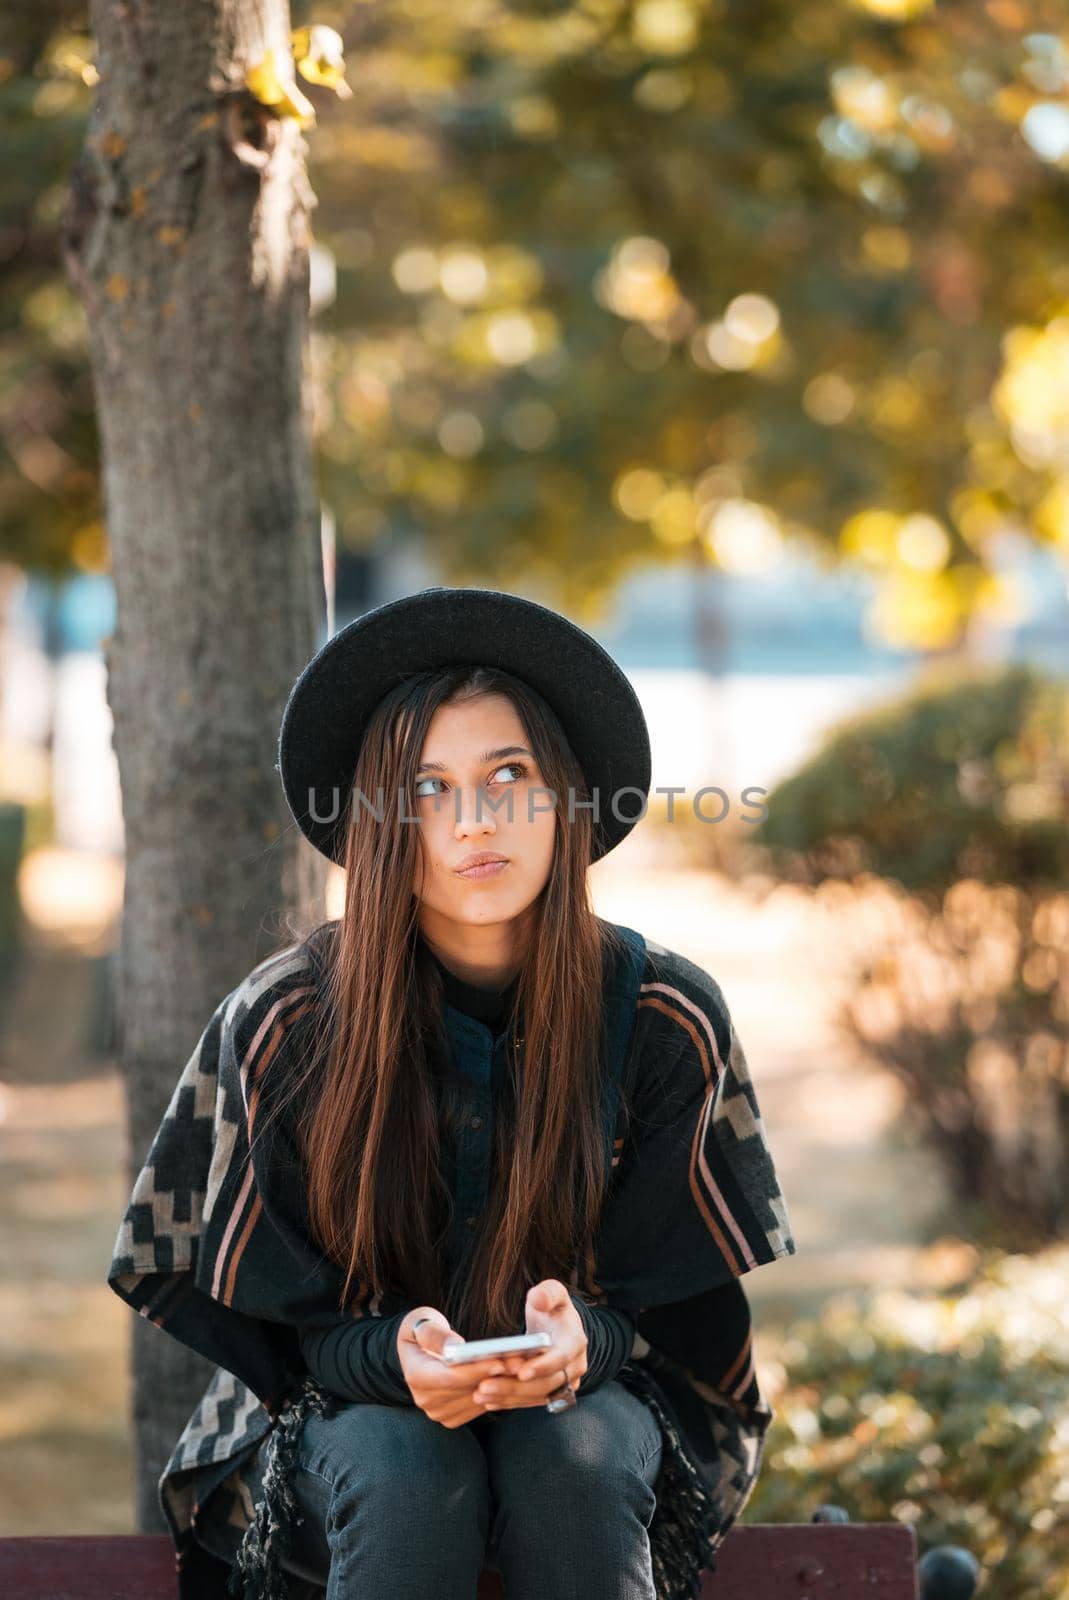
[{"x1": 299, "y1": 942, "x2": 636, "y2": 1406}]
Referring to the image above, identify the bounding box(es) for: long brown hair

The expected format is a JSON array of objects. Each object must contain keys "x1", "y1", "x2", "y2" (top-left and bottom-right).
[{"x1": 265, "y1": 664, "x2": 628, "y2": 1339}]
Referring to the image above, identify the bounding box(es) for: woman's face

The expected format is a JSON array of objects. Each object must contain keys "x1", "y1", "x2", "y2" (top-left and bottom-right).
[{"x1": 410, "y1": 692, "x2": 556, "y2": 933}]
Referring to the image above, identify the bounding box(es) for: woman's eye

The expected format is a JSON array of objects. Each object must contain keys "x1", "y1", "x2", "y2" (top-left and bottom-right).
[
  {"x1": 490, "y1": 761, "x2": 527, "y2": 785},
  {"x1": 414, "y1": 777, "x2": 443, "y2": 798}
]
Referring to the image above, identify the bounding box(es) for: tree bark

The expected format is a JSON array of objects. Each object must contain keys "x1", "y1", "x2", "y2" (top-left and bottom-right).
[{"x1": 61, "y1": 0, "x2": 327, "y2": 1530}]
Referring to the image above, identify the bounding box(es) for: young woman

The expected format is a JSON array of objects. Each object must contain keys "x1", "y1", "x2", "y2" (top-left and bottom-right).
[{"x1": 107, "y1": 587, "x2": 797, "y2": 1600}]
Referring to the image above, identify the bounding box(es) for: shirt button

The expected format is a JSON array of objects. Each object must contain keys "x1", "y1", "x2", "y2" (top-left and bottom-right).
[
  {"x1": 470, "y1": 1115, "x2": 484, "y2": 1130},
  {"x1": 465, "y1": 1214, "x2": 478, "y2": 1230}
]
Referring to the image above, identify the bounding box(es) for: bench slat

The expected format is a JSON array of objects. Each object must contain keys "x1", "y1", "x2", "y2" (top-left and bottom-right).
[
  {"x1": 0, "y1": 1536, "x2": 177, "y2": 1600},
  {"x1": 0, "y1": 1527, "x2": 919, "y2": 1598},
  {"x1": 706, "y1": 1524, "x2": 918, "y2": 1596}
]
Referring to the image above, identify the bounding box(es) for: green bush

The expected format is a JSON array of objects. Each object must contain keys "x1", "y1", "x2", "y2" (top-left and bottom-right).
[
  {"x1": 746, "y1": 664, "x2": 1069, "y2": 1243},
  {"x1": 751, "y1": 663, "x2": 1069, "y2": 897},
  {"x1": 749, "y1": 1244, "x2": 1069, "y2": 1600},
  {"x1": 842, "y1": 876, "x2": 1069, "y2": 1247}
]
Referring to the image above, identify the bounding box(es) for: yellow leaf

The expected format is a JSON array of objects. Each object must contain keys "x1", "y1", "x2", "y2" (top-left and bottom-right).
[
  {"x1": 245, "y1": 47, "x2": 317, "y2": 125},
  {"x1": 53, "y1": 49, "x2": 98, "y2": 88},
  {"x1": 292, "y1": 24, "x2": 352, "y2": 99},
  {"x1": 246, "y1": 47, "x2": 286, "y2": 106},
  {"x1": 274, "y1": 79, "x2": 317, "y2": 126}
]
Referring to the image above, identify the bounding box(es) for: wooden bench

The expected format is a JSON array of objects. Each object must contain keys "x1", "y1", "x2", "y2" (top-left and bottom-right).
[{"x1": 0, "y1": 1523, "x2": 932, "y2": 1597}]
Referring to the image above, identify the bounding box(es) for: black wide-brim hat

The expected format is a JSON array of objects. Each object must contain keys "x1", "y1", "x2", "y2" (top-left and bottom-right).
[{"x1": 276, "y1": 586, "x2": 651, "y2": 866}]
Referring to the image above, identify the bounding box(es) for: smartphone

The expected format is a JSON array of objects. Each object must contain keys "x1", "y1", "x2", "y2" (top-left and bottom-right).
[{"x1": 439, "y1": 1331, "x2": 553, "y2": 1365}]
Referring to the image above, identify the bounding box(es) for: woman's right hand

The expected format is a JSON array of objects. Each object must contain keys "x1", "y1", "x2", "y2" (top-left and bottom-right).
[{"x1": 397, "y1": 1306, "x2": 524, "y2": 1428}]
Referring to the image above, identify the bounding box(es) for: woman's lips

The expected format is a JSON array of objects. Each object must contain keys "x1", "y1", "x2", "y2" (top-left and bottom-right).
[{"x1": 455, "y1": 859, "x2": 510, "y2": 881}]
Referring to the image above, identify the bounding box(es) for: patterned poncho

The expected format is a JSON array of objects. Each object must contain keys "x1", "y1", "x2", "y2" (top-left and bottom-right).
[{"x1": 107, "y1": 918, "x2": 797, "y2": 1600}]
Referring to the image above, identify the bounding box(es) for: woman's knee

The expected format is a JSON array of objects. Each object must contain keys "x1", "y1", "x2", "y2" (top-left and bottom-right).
[
  {"x1": 299, "y1": 1400, "x2": 487, "y2": 1522},
  {"x1": 485, "y1": 1382, "x2": 662, "y2": 1505}
]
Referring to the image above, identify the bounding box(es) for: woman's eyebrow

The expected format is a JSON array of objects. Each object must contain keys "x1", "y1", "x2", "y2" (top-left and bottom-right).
[{"x1": 416, "y1": 744, "x2": 533, "y2": 774}]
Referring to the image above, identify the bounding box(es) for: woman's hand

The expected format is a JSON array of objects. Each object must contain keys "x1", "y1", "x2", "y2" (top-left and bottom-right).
[
  {"x1": 472, "y1": 1279, "x2": 588, "y2": 1413},
  {"x1": 396, "y1": 1306, "x2": 526, "y2": 1429}
]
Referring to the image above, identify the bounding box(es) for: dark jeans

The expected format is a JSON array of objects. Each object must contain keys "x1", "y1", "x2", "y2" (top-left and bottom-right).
[{"x1": 280, "y1": 1378, "x2": 664, "y2": 1599}]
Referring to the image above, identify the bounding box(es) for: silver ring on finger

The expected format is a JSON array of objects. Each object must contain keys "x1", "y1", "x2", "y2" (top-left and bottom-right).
[{"x1": 545, "y1": 1366, "x2": 577, "y2": 1414}]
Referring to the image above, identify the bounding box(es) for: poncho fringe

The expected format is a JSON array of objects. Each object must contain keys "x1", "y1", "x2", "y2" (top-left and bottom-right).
[{"x1": 226, "y1": 1378, "x2": 341, "y2": 1600}]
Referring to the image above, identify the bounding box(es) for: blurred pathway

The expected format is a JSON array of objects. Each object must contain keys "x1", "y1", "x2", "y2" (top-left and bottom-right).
[{"x1": 0, "y1": 932, "x2": 130, "y2": 1533}]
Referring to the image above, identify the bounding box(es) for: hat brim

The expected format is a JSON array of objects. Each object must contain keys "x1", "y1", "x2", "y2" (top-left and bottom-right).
[{"x1": 276, "y1": 586, "x2": 651, "y2": 866}]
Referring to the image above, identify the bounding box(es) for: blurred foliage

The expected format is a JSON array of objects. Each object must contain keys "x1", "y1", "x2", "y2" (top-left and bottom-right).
[
  {"x1": 843, "y1": 872, "x2": 1069, "y2": 1247},
  {"x1": 752, "y1": 663, "x2": 1069, "y2": 895},
  {"x1": 3, "y1": 2, "x2": 1069, "y2": 629},
  {"x1": 750, "y1": 1243, "x2": 1069, "y2": 1600},
  {"x1": 0, "y1": 2, "x2": 102, "y2": 578},
  {"x1": 749, "y1": 665, "x2": 1069, "y2": 1244}
]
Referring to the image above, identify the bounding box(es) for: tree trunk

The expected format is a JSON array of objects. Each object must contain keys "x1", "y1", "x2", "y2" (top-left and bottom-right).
[{"x1": 61, "y1": 0, "x2": 328, "y2": 1530}]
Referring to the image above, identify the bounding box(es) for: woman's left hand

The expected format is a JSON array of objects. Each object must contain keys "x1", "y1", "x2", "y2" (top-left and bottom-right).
[{"x1": 472, "y1": 1279, "x2": 588, "y2": 1412}]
